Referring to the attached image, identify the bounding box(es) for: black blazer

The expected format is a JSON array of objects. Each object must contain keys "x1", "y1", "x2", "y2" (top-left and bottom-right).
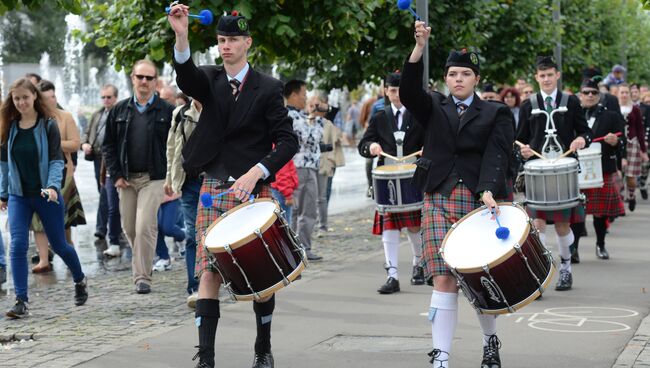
[
  {"x1": 517, "y1": 92, "x2": 592, "y2": 155},
  {"x1": 586, "y1": 106, "x2": 627, "y2": 174},
  {"x1": 174, "y1": 57, "x2": 298, "y2": 181},
  {"x1": 358, "y1": 105, "x2": 424, "y2": 166},
  {"x1": 400, "y1": 58, "x2": 514, "y2": 197}
]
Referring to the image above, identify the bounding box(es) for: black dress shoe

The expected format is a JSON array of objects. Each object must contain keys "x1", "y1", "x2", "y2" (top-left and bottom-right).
[
  {"x1": 135, "y1": 282, "x2": 151, "y2": 294},
  {"x1": 305, "y1": 251, "x2": 323, "y2": 261},
  {"x1": 629, "y1": 198, "x2": 636, "y2": 212},
  {"x1": 596, "y1": 244, "x2": 610, "y2": 260},
  {"x1": 377, "y1": 277, "x2": 400, "y2": 294},
  {"x1": 555, "y1": 269, "x2": 573, "y2": 291},
  {"x1": 31, "y1": 250, "x2": 54, "y2": 264},
  {"x1": 192, "y1": 345, "x2": 215, "y2": 368},
  {"x1": 570, "y1": 244, "x2": 580, "y2": 264},
  {"x1": 410, "y1": 266, "x2": 425, "y2": 285},
  {"x1": 252, "y1": 351, "x2": 274, "y2": 368},
  {"x1": 641, "y1": 189, "x2": 648, "y2": 200},
  {"x1": 481, "y1": 335, "x2": 502, "y2": 368},
  {"x1": 74, "y1": 277, "x2": 88, "y2": 306}
]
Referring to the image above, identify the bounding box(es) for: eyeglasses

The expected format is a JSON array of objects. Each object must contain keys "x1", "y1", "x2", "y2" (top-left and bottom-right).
[
  {"x1": 101, "y1": 96, "x2": 114, "y2": 99},
  {"x1": 134, "y1": 74, "x2": 156, "y2": 81},
  {"x1": 581, "y1": 90, "x2": 599, "y2": 95}
]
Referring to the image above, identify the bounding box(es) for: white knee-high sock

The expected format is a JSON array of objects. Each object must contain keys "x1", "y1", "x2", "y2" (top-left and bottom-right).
[
  {"x1": 556, "y1": 231, "x2": 574, "y2": 272},
  {"x1": 406, "y1": 230, "x2": 423, "y2": 266},
  {"x1": 476, "y1": 313, "x2": 498, "y2": 346},
  {"x1": 429, "y1": 291, "x2": 458, "y2": 368},
  {"x1": 382, "y1": 230, "x2": 400, "y2": 279}
]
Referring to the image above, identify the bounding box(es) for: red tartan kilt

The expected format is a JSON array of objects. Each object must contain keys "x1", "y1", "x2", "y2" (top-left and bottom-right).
[
  {"x1": 584, "y1": 172, "x2": 625, "y2": 217},
  {"x1": 372, "y1": 210, "x2": 421, "y2": 235},
  {"x1": 526, "y1": 204, "x2": 585, "y2": 224}
]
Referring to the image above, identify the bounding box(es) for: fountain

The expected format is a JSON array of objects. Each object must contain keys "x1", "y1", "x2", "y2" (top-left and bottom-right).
[
  {"x1": 0, "y1": 31, "x2": 5, "y2": 98},
  {"x1": 63, "y1": 13, "x2": 85, "y2": 119},
  {"x1": 39, "y1": 52, "x2": 51, "y2": 81}
]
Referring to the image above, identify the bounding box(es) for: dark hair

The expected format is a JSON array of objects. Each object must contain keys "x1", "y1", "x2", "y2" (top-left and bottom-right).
[
  {"x1": 176, "y1": 92, "x2": 191, "y2": 105},
  {"x1": 25, "y1": 73, "x2": 42, "y2": 83},
  {"x1": 0, "y1": 78, "x2": 56, "y2": 145},
  {"x1": 38, "y1": 79, "x2": 56, "y2": 93},
  {"x1": 499, "y1": 87, "x2": 521, "y2": 107},
  {"x1": 101, "y1": 84, "x2": 118, "y2": 97},
  {"x1": 630, "y1": 83, "x2": 640, "y2": 90},
  {"x1": 283, "y1": 79, "x2": 306, "y2": 99}
]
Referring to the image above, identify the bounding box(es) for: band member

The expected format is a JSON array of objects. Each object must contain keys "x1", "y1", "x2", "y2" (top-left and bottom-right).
[
  {"x1": 401, "y1": 21, "x2": 514, "y2": 368},
  {"x1": 358, "y1": 71, "x2": 425, "y2": 294},
  {"x1": 518, "y1": 56, "x2": 592, "y2": 291},
  {"x1": 168, "y1": 6, "x2": 298, "y2": 368},
  {"x1": 578, "y1": 78, "x2": 626, "y2": 259}
]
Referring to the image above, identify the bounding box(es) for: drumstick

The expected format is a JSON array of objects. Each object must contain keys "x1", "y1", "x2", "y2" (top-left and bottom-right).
[
  {"x1": 592, "y1": 132, "x2": 622, "y2": 143},
  {"x1": 554, "y1": 148, "x2": 575, "y2": 161},
  {"x1": 380, "y1": 151, "x2": 401, "y2": 162},
  {"x1": 399, "y1": 150, "x2": 423, "y2": 161},
  {"x1": 514, "y1": 140, "x2": 546, "y2": 160}
]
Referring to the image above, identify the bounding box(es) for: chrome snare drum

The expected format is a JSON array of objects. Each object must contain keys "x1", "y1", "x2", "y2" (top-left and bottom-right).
[
  {"x1": 372, "y1": 163, "x2": 424, "y2": 213},
  {"x1": 523, "y1": 157, "x2": 581, "y2": 210}
]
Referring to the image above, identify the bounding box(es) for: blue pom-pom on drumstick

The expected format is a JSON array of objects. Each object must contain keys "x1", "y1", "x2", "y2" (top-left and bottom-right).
[
  {"x1": 493, "y1": 213, "x2": 510, "y2": 240},
  {"x1": 396, "y1": 0, "x2": 421, "y2": 20},
  {"x1": 165, "y1": 7, "x2": 214, "y2": 25},
  {"x1": 200, "y1": 189, "x2": 255, "y2": 208}
]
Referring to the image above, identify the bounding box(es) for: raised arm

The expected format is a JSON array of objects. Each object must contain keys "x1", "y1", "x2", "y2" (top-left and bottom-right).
[{"x1": 400, "y1": 20, "x2": 433, "y2": 127}]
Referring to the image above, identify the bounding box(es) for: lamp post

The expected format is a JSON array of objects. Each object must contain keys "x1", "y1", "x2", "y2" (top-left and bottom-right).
[
  {"x1": 552, "y1": 0, "x2": 562, "y2": 90},
  {"x1": 417, "y1": 0, "x2": 429, "y2": 89}
]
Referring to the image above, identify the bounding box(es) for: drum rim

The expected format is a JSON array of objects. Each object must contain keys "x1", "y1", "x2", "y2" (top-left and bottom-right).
[
  {"x1": 372, "y1": 163, "x2": 417, "y2": 173},
  {"x1": 230, "y1": 260, "x2": 306, "y2": 301},
  {"x1": 204, "y1": 198, "x2": 280, "y2": 253},
  {"x1": 440, "y1": 202, "x2": 531, "y2": 273}
]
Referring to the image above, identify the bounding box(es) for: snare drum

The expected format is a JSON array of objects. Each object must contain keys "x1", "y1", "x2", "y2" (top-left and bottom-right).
[
  {"x1": 441, "y1": 203, "x2": 555, "y2": 314},
  {"x1": 523, "y1": 157, "x2": 581, "y2": 210},
  {"x1": 372, "y1": 163, "x2": 424, "y2": 213},
  {"x1": 577, "y1": 143, "x2": 603, "y2": 189},
  {"x1": 203, "y1": 198, "x2": 306, "y2": 301}
]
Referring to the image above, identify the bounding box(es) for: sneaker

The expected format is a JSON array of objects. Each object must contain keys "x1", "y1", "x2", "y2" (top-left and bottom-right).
[
  {"x1": 103, "y1": 244, "x2": 121, "y2": 257},
  {"x1": 6, "y1": 299, "x2": 29, "y2": 319},
  {"x1": 74, "y1": 277, "x2": 88, "y2": 306},
  {"x1": 481, "y1": 335, "x2": 502, "y2": 368},
  {"x1": 555, "y1": 269, "x2": 573, "y2": 291},
  {"x1": 187, "y1": 292, "x2": 199, "y2": 309},
  {"x1": 153, "y1": 258, "x2": 172, "y2": 272}
]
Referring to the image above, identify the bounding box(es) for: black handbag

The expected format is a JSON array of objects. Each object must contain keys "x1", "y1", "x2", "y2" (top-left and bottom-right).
[{"x1": 83, "y1": 149, "x2": 95, "y2": 161}]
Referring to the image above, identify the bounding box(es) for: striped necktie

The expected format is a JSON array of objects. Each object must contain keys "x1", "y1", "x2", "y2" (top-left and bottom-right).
[
  {"x1": 230, "y1": 78, "x2": 241, "y2": 100},
  {"x1": 456, "y1": 102, "x2": 468, "y2": 117}
]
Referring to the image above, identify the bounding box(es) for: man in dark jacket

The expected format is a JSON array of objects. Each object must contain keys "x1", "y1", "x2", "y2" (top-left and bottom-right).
[
  {"x1": 169, "y1": 6, "x2": 298, "y2": 368},
  {"x1": 102, "y1": 60, "x2": 175, "y2": 295},
  {"x1": 401, "y1": 21, "x2": 514, "y2": 368}
]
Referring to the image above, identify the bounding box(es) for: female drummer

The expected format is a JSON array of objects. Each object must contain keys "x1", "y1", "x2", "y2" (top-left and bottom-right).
[
  {"x1": 358, "y1": 71, "x2": 426, "y2": 294},
  {"x1": 578, "y1": 78, "x2": 626, "y2": 259},
  {"x1": 617, "y1": 84, "x2": 649, "y2": 212},
  {"x1": 401, "y1": 21, "x2": 514, "y2": 368}
]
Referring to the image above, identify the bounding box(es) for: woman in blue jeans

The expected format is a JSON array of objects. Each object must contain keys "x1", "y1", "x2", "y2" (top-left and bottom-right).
[
  {"x1": 0, "y1": 78, "x2": 88, "y2": 319},
  {"x1": 153, "y1": 194, "x2": 186, "y2": 271}
]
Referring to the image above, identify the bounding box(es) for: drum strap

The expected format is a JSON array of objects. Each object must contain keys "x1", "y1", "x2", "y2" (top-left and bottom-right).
[{"x1": 529, "y1": 92, "x2": 569, "y2": 112}]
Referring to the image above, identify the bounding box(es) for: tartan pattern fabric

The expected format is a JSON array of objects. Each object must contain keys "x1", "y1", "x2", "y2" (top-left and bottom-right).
[
  {"x1": 625, "y1": 138, "x2": 643, "y2": 177},
  {"x1": 372, "y1": 209, "x2": 422, "y2": 235},
  {"x1": 526, "y1": 204, "x2": 585, "y2": 224},
  {"x1": 421, "y1": 183, "x2": 481, "y2": 277},
  {"x1": 195, "y1": 178, "x2": 273, "y2": 279},
  {"x1": 584, "y1": 173, "x2": 625, "y2": 217}
]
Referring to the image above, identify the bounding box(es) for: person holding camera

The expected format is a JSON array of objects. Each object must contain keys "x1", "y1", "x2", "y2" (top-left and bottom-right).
[
  {"x1": 358, "y1": 72, "x2": 426, "y2": 294},
  {"x1": 81, "y1": 84, "x2": 124, "y2": 253},
  {"x1": 284, "y1": 80, "x2": 325, "y2": 261}
]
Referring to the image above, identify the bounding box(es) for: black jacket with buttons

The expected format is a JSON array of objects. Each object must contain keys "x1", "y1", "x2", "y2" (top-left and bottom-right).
[
  {"x1": 400, "y1": 58, "x2": 514, "y2": 198},
  {"x1": 102, "y1": 95, "x2": 174, "y2": 181}
]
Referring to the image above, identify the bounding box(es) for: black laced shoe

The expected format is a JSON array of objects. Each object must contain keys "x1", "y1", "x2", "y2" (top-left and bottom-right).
[
  {"x1": 428, "y1": 349, "x2": 449, "y2": 368},
  {"x1": 192, "y1": 345, "x2": 214, "y2": 368},
  {"x1": 6, "y1": 299, "x2": 29, "y2": 319},
  {"x1": 641, "y1": 189, "x2": 648, "y2": 200},
  {"x1": 74, "y1": 277, "x2": 88, "y2": 306},
  {"x1": 377, "y1": 277, "x2": 400, "y2": 294},
  {"x1": 596, "y1": 244, "x2": 609, "y2": 260},
  {"x1": 629, "y1": 199, "x2": 636, "y2": 212},
  {"x1": 555, "y1": 269, "x2": 573, "y2": 291},
  {"x1": 481, "y1": 335, "x2": 502, "y2": 368},
  {"x1": 570, "y1": 243, "x2": 580, "y2": 264},
  {"x1": 252, "y1": 351, "x2": 274, "y2": 368},
  {"x1": 410, "y1": 266, "x2": 425, "y2": 285}
]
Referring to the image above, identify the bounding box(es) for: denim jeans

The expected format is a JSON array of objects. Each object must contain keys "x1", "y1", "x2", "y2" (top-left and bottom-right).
[
  {"x1": 104, "y1": 176, "x2": 123, "y2": 245},
  {"x1": 271, "y1": 188, "x2": 292, "y2": 227},
  {"x1": 181, "y1": 177, "x2": 202, "y2": 294},
  {"x1": 155, "y1": 199, "x2": 185, "y2": 260},
  {"x1": 0, "y1": 228, "x2": 5, "y2": 268},
  {"x1": 9, "y1": 193, "x2": 85, "y2": 301}
]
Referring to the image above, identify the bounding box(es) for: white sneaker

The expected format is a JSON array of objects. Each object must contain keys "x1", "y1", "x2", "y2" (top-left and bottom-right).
[
  {"x1": 175, "y1": 240, "x2": 186, "y2": 258},
  {"x1": 186, "y1": 292, "x2": 198, "y2": 308},
  {"x1": 103, "y1": 245, "x2": 121, "y2": 257},
  {"x1": 153, "y1": 258, "x2": 172, "y2": 272}
]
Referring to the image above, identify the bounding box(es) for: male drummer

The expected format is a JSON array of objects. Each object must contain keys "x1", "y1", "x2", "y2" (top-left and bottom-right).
[
  {"x1": 168, "y1": 6, "x2": 298, "y2": 368},
  {"x1": 401, "y1": 21, "x2": 514, "y2": 368},
  {"x1": 517, "y1": 56, "x2": 592, "y2": 291},
  {"x1": 358, "y1": 71, "x2": 426, "y2": 294},
  {"x1": 578, "y1": 77, "x2": 626, "y2": 259}
]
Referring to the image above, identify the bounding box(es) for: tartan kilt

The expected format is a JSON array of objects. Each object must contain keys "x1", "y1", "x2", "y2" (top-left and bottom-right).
[
  {"x1": 421, "y1": 183, "x2": 481, "y2": 278},
  {"x1": 372, "y1": 209, "x2": 421, "y2": 235},
  {"x1": 526, "y1": 204, "x2": 585, "y2": 224},
  {"x1": 625, "y1": 138, "x2": 643, "y2": 177},
  {"x1": 584, "y1": 173, "x2": 625, "y2": 217},
  {"x1": 195, "y1": 179, "x2": 273, "y2": 279}
]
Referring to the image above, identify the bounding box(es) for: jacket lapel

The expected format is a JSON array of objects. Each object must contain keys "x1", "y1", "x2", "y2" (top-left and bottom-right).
[
  {"x1": 458, "y1": 95, "x2": 481, "y2": 133},
  {"x1": 441, "y1": 95, "x2": 460, "y2": 134},
  {"x1": 225, "y1": 68, "x2": 259, "y2": 135},
  {"x1": 384, "y1": 105, "x2": 398, "y2": 132}
]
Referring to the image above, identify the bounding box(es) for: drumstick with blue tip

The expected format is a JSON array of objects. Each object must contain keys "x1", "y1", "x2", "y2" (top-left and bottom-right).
[
  {"x1": 200, "y1": 190, "x2": 254, "y2": 208},
  {"x1": 396, "y1": 0, "x2": 421, "y2": 20},
  {"x1": 491, "y1": 210, "x2": 510, "y2": 240}
]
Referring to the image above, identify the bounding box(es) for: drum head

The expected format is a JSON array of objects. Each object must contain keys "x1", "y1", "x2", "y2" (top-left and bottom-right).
[
  {"x1": 204, "y1": 200, "x2": 277, "y2": 250},
  {"x1": 442, "y1": 204, "x2": 529, "y2": 271},
  {"x1": 524, "y1": 157, "x2": 578, "y2": 169},
  {"x1": 373, "y1": 163, "x2": 416, "y2": 173}
]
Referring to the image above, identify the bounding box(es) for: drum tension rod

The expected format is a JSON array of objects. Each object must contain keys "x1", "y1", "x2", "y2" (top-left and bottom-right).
[
  {"x1": 450, "y1": 268, "x2": 481, "y2": 313},
  {"x1": 224, "y1": 244, "x2": 261, "y2": 300},
  {"x1": 254, "y1": 229, "x2": 291, "y2": 286},
  {"x1": 274, "y1": 211, "x2": 308, "y2": 263},
  {"x1": 482, "y1": 265, "x2": 515, "y2": 314},
  {"x1": 514, "y1": 243, "x2": 544, "y2": 292}
]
